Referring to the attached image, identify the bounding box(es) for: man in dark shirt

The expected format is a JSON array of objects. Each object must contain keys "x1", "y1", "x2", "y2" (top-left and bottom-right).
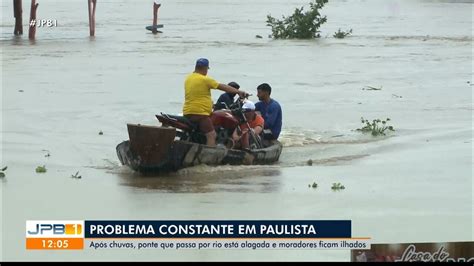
[
  {"x1": 255, "y1": 83, "x2": 282, "y2": 140},
  {"x1": 214, "y1": 81, "x2": 240, "y2": 110}
]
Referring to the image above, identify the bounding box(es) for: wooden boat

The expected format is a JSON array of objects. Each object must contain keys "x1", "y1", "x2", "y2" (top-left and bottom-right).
[{"x1": 116, "y1": 124, "x2": 283, "y2": 173}]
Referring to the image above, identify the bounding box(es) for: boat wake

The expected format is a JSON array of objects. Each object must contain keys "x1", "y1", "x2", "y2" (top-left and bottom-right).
[
  {"x1": 285, "y1": 154, "x2": 370, "y2": 167},
  {"x1": 174, "y1": 164, "x2": 281, "y2": 177},
  {"x1": 98, "y1": 127, "x2": 385, "y2": 177},
  {"x1": 86, "y1": 159, "x2": 122, "y2": 171},
  {"x1": 278, "y1": 128, "x2": 391, "y2": 147},
  {"x1": 168, "y1": 153, "x2": 369, "y2": 176}
]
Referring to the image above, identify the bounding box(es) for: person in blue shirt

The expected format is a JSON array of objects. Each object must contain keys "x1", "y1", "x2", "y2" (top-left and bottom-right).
[{"x1": 255, "y1": 83, "x2": 282, "y2": 140}]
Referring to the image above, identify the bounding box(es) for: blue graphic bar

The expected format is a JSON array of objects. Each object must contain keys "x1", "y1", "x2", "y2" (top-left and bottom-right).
[{"x1": 85, "y1": 220, "x2": 351, "y2": 238}]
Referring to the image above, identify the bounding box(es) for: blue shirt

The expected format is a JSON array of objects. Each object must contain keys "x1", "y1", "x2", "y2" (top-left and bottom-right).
[{"x1": 255, "y1": 99, "x2": 282, "y2": 139}]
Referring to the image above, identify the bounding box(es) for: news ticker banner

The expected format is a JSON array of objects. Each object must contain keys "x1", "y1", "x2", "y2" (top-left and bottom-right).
[
  {"x1": 26, "y1": 220, "x2": 370, "y2": 250},
  {"x1": 351, "y1": 241, "x2": 474, "y2": 262}
]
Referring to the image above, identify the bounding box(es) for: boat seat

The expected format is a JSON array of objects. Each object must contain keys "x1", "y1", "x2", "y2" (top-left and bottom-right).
[{"x1": 161, "y1": 113, "x2": 198, "y2": 129}]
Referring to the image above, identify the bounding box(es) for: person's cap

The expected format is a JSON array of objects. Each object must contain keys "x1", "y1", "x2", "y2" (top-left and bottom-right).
[
  {"x1": 196, "y1": 58, "x2": 210, "y2": 68},
  {"x1": 242, "y1": 100, "x2": 255, "y2": 111},
  {"x1": 228, "y1": 81, "x2": 240, "y2": 89}
]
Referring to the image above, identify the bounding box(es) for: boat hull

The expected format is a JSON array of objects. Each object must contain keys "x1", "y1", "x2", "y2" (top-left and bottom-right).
[{"x1": 116, "y1": 124, "x2": 283, "y2": 173}]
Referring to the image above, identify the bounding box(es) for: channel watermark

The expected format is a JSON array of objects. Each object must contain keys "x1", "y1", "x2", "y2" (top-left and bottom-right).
[{"x1": 30, "y1": 19, "x2": 58, "y2": 27}]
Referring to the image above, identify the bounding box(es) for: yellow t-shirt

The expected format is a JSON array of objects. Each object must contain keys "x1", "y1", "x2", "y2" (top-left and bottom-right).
[{"x1": 183, "y1": 72, "x2": 219, "y2": 116}]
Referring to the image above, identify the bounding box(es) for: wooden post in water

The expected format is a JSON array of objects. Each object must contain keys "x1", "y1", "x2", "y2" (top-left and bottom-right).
[
  {"x1": 88, "y1": 0, "x2": 97, "y2": 36},
  {"x1": 152, "y1": 1, "x2": 161, "y2": 34},
  {"x1": 13, "y1": 0, "x2": 23, "y2": 35},
  {"x1": 28, "y1": 0, "x2": 38, "y2": 40}
]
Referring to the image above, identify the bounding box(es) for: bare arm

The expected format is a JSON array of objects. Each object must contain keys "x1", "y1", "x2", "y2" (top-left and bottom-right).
[
  {"x1": 232, "y1": 128, "x2": 240, "y2": 141},
  {"x1": 253, "y1": 125, "x2": 263, "y2": 135},
  {"x1": 217, "y1": 83, "x2": 248, "y2": 98}
]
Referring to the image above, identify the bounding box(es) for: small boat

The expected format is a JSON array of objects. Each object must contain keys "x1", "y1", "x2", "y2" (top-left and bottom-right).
[{"x1": 116, "y1": 123, "x2": 283, "y2": 173}]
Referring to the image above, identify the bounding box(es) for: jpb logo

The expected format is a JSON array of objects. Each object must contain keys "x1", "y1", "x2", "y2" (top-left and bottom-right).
[
  {"x1": 27, "y1": 224, "x2": 82, "y2": 235},
  {"x1": 26, "y1": 221, "x2": 84, "y2": 238}
]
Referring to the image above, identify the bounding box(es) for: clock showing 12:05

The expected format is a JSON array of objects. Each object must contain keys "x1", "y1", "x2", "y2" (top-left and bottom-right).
[
  {"x1": 27, "y1": 238, "x2": 84, "y2": 250},
  {"x1": 42, "y1": 239, "x2": 70, "y2": 249}
]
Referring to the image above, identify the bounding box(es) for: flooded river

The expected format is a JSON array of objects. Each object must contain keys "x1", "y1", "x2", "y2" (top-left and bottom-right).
[{"x1": 1, "y1": 0, "x2": 472, "y2": 261}]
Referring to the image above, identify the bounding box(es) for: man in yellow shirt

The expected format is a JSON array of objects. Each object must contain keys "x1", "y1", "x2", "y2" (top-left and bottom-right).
[{"x1": 183, "y1": 58, "x2": 248, "y2": 147}]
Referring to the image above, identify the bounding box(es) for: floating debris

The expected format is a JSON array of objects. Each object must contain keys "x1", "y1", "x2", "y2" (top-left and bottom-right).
[
  {"x1": 42, "y1": 149, "x2": 51, "y2": 157},
  {"x1": 311, "y1": 182, "x2": 318, "y2": 188},
  {"x1": 255, "y1": 35, "x2": 263, "y2": 39},
  {"x1": 35, "y1": 165, "x2": 47, "y2": 173},
  {"x1": 99, "y1": 131, "x2": 103, "y2": 135},
  {"x1": 71, "y1": 171, "x2": 82, "y2": 179},
  {"x1": 0, "y1": 167, "x2": 6, "y2": 178},
  {"x1": 392, "y1": 94, "x2": 403, "y2": 98},
  {"x1": 18, "y1": 90, "x2": 24, "y2": 92},
  {"x1": 331, "y1": 182, "x2": 345, "y2": 190},
  {"x1": 362, "y1": 86, "x2": 382, "y2": 91},
  {"x1": 307, "y1": 159, "x2": 313, "y2": 166}
]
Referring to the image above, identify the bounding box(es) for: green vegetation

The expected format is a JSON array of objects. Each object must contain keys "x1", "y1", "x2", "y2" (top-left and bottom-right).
[
  {"x1": 331, "y1": 182, "x2": 345, "y2": 190},
  {"x1": 333, "y1": 28, "x2": 352, "y2": 38},
  {"x1": 35, "y1": 165, "x2": 47, "y2": 173},
  {"x1": 307, "y1": 159, "x2": 313, "y2": 166},
  {"x1": 356, "y1": 117, "x2": 395, "y2": 137},
  {"x1": 266, "y1": 0, "x2": 328, "y2": 39}
]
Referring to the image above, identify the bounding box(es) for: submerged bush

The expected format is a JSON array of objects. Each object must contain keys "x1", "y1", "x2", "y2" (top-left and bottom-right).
[
  {"x1": 334, "y1": 28, "x2": 352, "y2": 39},
  {"x1": 356, "y1": 117, "x2": 395, "y2": 136},
  {"x1": 266, "y1": 0, "x2": 328, "y2": 39}
]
